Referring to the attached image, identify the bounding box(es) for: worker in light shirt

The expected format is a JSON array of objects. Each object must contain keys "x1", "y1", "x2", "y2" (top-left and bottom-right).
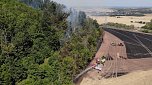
[{"x1": 101, "y1": 56, "x2": 106, "y2": 66}]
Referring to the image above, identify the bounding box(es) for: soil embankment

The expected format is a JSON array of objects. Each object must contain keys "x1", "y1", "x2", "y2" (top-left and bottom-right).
[{"x1": 78, "y1": 31, "x2": 127, "y2": 84}]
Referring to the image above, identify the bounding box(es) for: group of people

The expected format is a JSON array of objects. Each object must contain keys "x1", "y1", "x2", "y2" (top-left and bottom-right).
[
  {"x1": 94, "y1": 56, "x2": 106, "y2": 71},
  {"x1": 96, "y1": 56, "x2": 106, "y2": 65}
]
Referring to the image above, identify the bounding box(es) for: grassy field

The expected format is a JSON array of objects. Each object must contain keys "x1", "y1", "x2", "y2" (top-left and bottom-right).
[{"x1": 90, "y1": 14, "x2": 152, "y2": 28}]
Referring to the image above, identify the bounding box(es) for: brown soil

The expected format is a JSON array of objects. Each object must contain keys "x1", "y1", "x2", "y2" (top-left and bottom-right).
[
  {"x1": 85, "y1": 31, "x2": 128, "y2": 80},
  {"x1": 81, "y1": 70, "x2": 152, "y2": 85}
]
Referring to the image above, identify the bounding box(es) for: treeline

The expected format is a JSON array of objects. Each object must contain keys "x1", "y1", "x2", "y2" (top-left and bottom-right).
[
  {"x1": 106, "y1": 22, "x2": 134, "y2": 29},
  {"x1": 0, "y1": 0, "x2": 102, "y2": 85},
  {"x1": 141, "y1": 20, "x2": 152, "y2": 33}
]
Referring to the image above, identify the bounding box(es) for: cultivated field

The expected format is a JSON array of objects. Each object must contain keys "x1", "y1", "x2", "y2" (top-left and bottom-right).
[
  {"x1": 90, "y1": 14, "x2": 152, "y2": 28},
  {"x1": 104, "y1": 28, "x2": 152, "y2": 59}
]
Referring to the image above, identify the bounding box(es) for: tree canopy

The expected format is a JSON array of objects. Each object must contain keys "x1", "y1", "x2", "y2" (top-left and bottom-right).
[
  {"x1": 0, "y1": 0, "x2": 103, "y2": 85},
  {"x1": 141, "y1": 20, "x2": 152, "y2": 33}
]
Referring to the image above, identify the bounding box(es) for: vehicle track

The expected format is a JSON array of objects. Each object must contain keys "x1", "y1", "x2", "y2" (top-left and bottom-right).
[
  {"x1": 135, "y1": 34, "x2": 152, "y2": 42},
  {"x1": 96, "y1": 45, "x2": 113, "y2": 79},
  {"x1": 133, "y1": 34, "x2": 152, "y2": 56},
  {"x1": 101, "y1": 40, "x2": 125, "y2": 79}
]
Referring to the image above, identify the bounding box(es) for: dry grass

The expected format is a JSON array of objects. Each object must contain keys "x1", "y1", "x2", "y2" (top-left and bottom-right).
[
  {"x1": 90, "y1": 14, "x2": 152, "y2": 28},
  {"x1": 80, "y1": 70, "x2": 152, "y2": 85}
]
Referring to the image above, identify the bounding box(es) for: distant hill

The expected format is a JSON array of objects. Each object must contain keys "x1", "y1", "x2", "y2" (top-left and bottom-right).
[{"x1": 76, "y1": 7, "x2": 152, "y2": 16}]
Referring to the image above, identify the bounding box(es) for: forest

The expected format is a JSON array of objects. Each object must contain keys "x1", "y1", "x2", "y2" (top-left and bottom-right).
[{"x1": 0, "y1": 0, "x2": 102, "y2": 85}]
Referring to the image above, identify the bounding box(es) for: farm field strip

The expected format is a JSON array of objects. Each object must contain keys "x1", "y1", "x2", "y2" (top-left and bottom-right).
[
  {"x1": 90, "y1": 14, "x2": 152, "y2": 28},
  {"x1": 104, "y1": 28, "x2": 152, "y2": 59}
]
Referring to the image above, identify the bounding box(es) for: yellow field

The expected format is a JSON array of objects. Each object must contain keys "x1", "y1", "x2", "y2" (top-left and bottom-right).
[
  {"x1": 80, "y1": 70, "x2": 152, "y2": 85},
  {"x1": 90, "y1": 14, "x2": 152, "y2": 28}
]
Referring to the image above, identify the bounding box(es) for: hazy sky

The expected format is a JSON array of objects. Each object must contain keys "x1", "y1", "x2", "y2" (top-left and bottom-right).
[{"x1": 52, "y1": 0, "x2": 152, "y2": 7}]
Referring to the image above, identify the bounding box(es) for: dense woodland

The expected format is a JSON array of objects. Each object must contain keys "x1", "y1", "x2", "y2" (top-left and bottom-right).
[{"x1": 0, "y1": 0, "x2": 102, "y2": 85}]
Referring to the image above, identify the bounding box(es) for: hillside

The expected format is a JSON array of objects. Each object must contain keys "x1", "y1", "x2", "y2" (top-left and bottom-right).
[{"x1": 81, "y1": 70, "x2": 152, "y2": 85}]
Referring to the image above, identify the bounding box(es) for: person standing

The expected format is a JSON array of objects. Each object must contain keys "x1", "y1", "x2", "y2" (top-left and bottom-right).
[{"x1": 101, "y1": 56, "x2": 106, "y2": 66}]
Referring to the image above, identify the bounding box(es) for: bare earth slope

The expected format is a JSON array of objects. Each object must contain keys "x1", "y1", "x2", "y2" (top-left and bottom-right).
[
  {"x1": 80, "y1": 30, "x2": 152, "y2": 85},
  {"x1": 81, "y1": 70, "x2": 152, "y2": 85}
]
